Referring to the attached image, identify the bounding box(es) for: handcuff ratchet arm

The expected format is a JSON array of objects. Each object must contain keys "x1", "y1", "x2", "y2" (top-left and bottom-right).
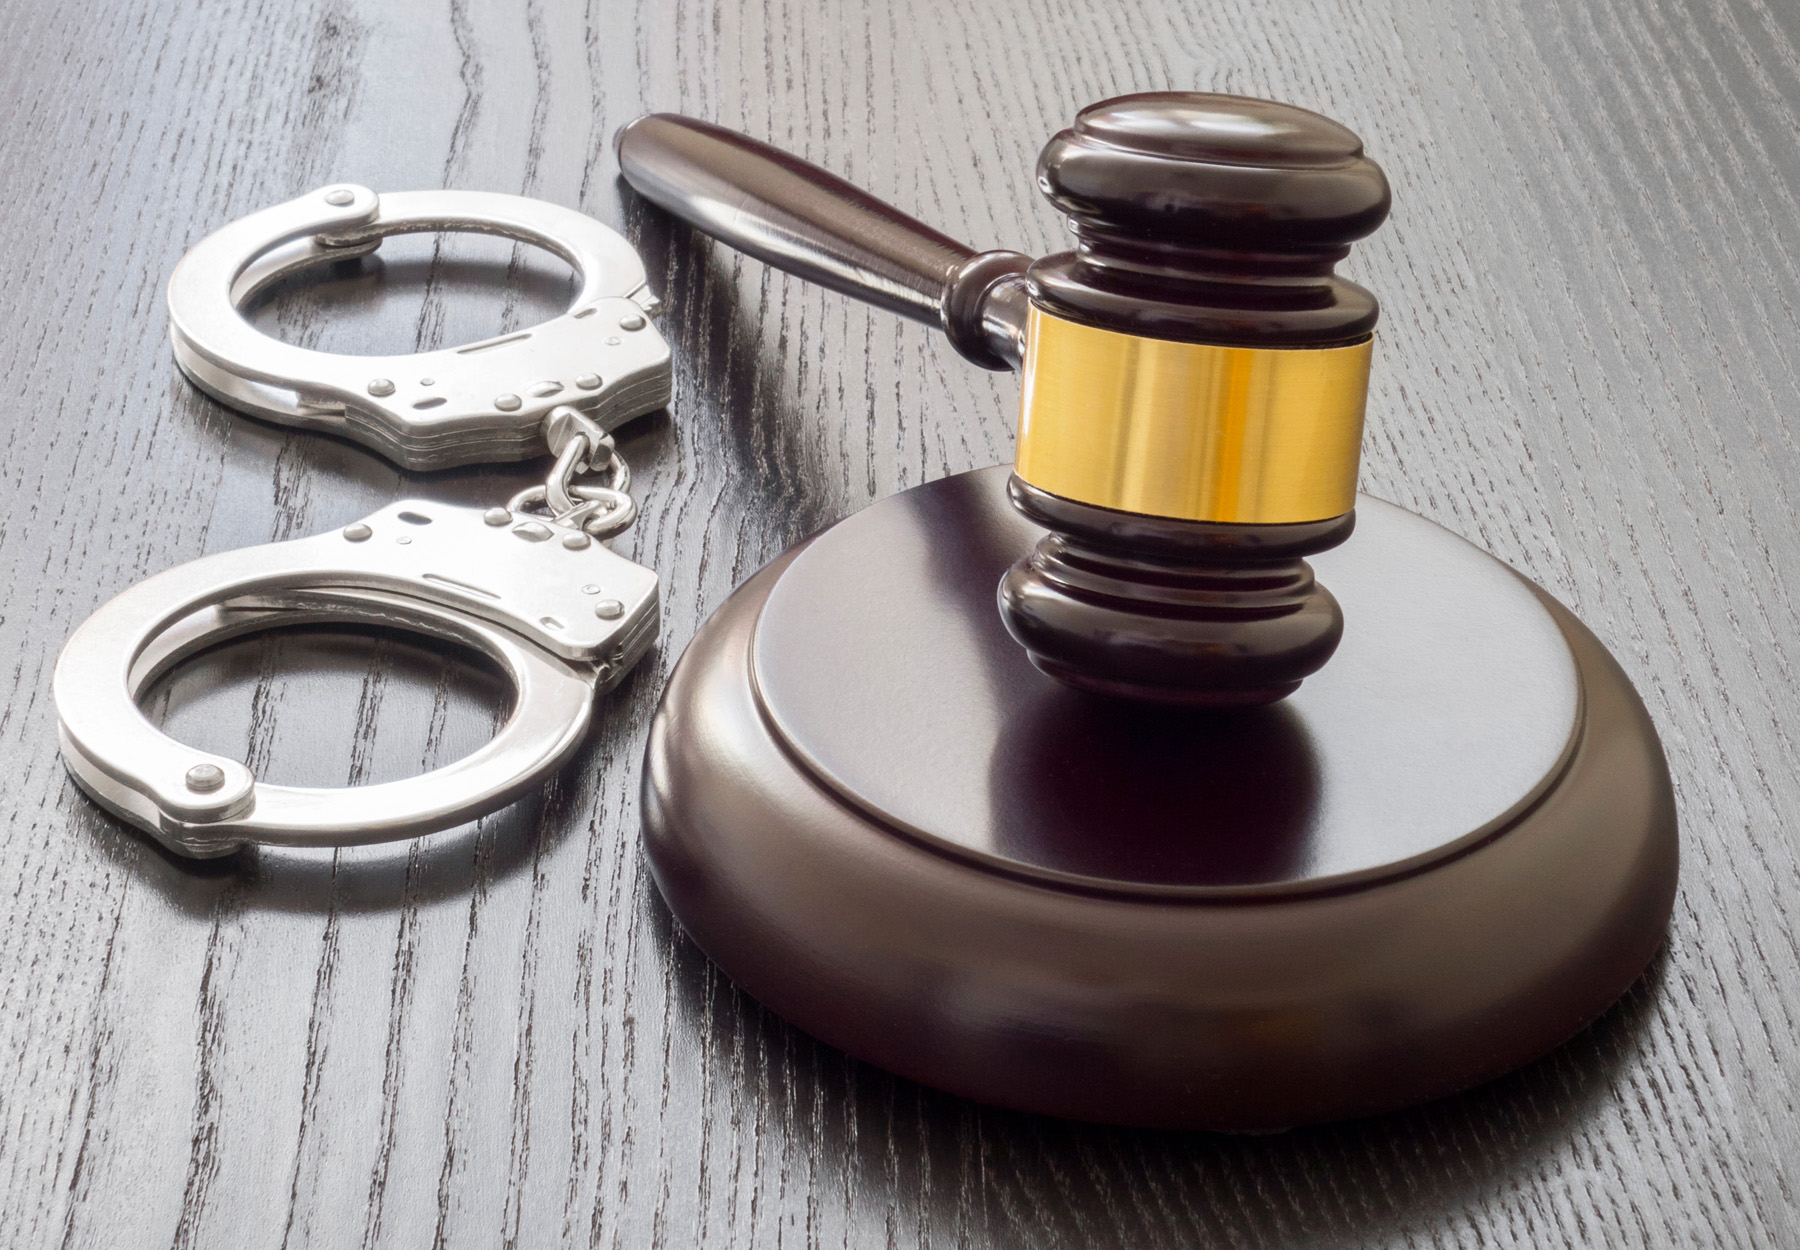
[
  {"x1": 54, "y1": 500, "x2": 658, "y2": 857},
  {"x1": 166, "y1": 185, "x2": 673, "y2": 470}
]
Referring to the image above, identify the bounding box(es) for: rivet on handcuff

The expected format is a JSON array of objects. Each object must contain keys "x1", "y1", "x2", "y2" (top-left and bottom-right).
[{"x1": 53, "y1": 185, "x2": 673, "y2": 858}]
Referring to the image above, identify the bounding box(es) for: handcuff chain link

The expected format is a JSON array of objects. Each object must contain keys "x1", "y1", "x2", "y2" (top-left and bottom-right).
[{"x1": 507, "y1": 405, "x2": 639, "y2": 540}]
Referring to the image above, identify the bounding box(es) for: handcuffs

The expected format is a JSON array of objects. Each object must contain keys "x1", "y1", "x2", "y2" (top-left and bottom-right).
[{"x1": 54, "y1": 185, "x2": 673, "y2": 857}]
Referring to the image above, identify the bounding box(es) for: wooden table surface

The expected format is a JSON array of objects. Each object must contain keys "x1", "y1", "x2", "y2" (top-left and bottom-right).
[{"x1": 2, "y1": 0, "x2": 1796, "y2": 1246}]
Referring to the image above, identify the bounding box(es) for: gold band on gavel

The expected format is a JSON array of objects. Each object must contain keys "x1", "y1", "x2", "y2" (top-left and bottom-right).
[{"x1": 1013, "y1": 306, "x2": 1372, "y2": 525}]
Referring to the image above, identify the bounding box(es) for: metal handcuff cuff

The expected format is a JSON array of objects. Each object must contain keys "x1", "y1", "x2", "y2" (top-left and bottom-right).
[{"x1": 53, "y1": 185, "x2": 672, "y2": 858}]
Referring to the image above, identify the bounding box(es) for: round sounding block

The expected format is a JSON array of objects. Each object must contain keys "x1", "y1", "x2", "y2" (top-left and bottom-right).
[{"x1": 641, "y1": 465, "x2": 1676, "y2": 1130}]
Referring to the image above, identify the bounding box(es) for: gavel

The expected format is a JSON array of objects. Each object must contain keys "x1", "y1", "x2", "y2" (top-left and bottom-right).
[
  {"x1": 617, "y1": 92, "x2": 1390, "y2": 704},
  {"x1": 621, "y1": 93, "x2": 1678, "y2": 1132}
]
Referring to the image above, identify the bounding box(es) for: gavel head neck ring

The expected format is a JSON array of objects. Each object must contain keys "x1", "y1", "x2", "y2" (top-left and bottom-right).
[{"x1": 1000, "y1": 92, "x2": 1392, "y2": 704}]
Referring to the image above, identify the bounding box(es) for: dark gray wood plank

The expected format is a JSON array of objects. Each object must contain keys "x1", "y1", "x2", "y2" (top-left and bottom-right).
[{"x1": 0, "y1": 0, "x2": 1794, "y2": 1245}]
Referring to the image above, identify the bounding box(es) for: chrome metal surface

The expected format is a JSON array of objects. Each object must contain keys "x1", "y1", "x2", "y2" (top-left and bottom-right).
[
  {"x1": 505, "y1": 404, "x2": 639, "y2": 539},
  {"x1": 54, "y1": 500, "x2": 660, "y2": 857},
  {"x1": 167, "y1": 185, "x2": 673, "y2": 470}
]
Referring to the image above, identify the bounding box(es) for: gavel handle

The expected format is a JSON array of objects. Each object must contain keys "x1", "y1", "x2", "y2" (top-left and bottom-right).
[{"x1": 614, "y1": 114, "x2": 1030, "y2": 370}]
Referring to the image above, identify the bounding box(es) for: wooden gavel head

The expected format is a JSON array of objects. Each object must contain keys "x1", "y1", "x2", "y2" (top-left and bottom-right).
[
  {"x1": 999, "y1": 92, "x2": 1392, "y2": 704},
  {"x1": 616, "y1": 90, "x2": 1391, "y2": 704}
]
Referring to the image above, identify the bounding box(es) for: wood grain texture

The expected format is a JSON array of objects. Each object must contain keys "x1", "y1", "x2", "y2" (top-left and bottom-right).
[{"x1": 0, "y1": 0, "x2": 1794, "y2": 1245}]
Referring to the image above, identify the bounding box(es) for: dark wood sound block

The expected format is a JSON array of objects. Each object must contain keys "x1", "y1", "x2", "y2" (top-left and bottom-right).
[{"x1": 642, "y1": 465, "x2": 1678, "y2": 1131}]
